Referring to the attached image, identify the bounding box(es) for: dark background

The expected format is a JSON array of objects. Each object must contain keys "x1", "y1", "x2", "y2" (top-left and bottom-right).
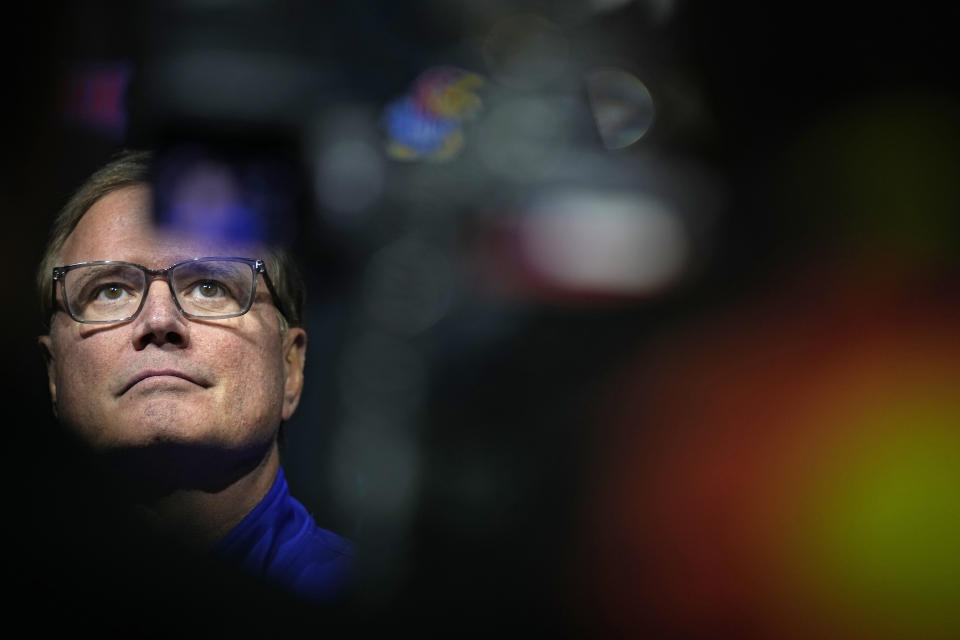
[{"x1": 3, "y1": 1, "x2": 958, "y2": 634}]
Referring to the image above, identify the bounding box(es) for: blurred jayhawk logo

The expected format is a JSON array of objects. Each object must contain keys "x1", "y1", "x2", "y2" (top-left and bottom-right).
[{"x1": 383, "y1": 66, "x2": 484, "y2": 162}]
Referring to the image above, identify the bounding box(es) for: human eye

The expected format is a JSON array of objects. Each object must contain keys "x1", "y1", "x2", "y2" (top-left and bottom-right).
[
  {"x1": 173, "y1": 261, "x2": 249, "y2": 315},
  {"x1": 94, "y1": 282, "x2": 133, "y2": 302},
  {"x1": 64, "y1": 264, "x2": 143, "y2": 319},
  {"x1": 78, "y1": 270, "x2": 140, "y2": 304},
  {"x1": 186, "y1": 279, "x2": 227, "y2": 299},
  {"x1": 180, "y1": 276, "x2": 243, "y2": 311}
]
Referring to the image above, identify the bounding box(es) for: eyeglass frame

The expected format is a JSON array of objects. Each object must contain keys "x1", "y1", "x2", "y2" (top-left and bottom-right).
[{"x1": 51, "y1": 256, "x2": 292, "y2": 324}]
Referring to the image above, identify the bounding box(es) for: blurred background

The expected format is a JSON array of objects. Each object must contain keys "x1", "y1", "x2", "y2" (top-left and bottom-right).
[{"x1": 4, "y1": 0, "x2": 959, "y2": 636}]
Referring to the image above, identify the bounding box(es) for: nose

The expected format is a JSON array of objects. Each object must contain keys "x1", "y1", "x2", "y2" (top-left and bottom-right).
[{"x1": 132, "y1": 279, "x2": 189, "y2": 350}]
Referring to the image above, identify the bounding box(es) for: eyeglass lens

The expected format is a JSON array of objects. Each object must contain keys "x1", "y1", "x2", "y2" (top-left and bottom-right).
[{"x1": 63, "y1": 260, "x2": 256, "y2": 322}]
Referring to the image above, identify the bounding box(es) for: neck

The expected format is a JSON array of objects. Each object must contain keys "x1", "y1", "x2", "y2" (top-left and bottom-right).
[{"x1": 124, "y1": 442, "x2": 281, "y2": 550}]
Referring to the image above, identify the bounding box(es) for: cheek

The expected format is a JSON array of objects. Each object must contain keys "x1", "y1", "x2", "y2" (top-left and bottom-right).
[
  {"x1": 210, "y1": 330, "x2": 286, "y2": 422},
  {"x1": 52, "y1": 332, "x2": 119, "y2": 425}
]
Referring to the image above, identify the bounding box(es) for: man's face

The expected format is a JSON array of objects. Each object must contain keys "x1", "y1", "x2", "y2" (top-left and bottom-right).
[{"x1": 39, "y1": 185, "x2": 306, "y2": 457}]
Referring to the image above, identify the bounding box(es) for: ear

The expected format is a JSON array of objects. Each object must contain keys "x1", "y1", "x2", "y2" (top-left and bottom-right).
[
  {"x1": 37, "y1": 334, "x2": 58, "y2": 411},
  {"x1": 280, "y1": 327, "x2": 307, "y2": 421}
]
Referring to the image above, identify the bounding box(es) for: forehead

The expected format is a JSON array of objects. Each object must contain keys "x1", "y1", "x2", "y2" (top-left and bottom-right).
[{"x1": 59, "y1": 185, "x2": 259, "y2": 268}]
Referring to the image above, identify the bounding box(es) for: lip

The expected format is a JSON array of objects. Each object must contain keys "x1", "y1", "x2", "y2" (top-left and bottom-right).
[{"x1": 121, "y1": 369, "x2": 204, "y2": 395}]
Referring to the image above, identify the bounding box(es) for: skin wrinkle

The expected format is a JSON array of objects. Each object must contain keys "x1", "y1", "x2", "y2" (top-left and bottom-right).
[{"x1": 38, "y1": 184, "x2": 308, "y2": 547}]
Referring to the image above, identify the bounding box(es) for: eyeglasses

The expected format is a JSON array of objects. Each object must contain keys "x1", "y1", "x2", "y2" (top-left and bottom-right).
[{"x1": 52, "y1": 257, "x2": 287, "y2": 324}]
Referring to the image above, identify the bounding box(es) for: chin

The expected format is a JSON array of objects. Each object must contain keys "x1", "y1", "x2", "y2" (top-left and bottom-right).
[
  {"x1": 80, "y1": 418, "x2": 275, "y2": 491},
  {"x1": 65, "y1": 398, "x2": 278, "y2": 453},
  {"x1": 66, "y1": 409, "x2": 217, "y2": 452}
]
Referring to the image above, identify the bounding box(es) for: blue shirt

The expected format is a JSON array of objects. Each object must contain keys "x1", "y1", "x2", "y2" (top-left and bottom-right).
[{"x1": 214, "y1": 466, "x2": 354, "y2": 603}]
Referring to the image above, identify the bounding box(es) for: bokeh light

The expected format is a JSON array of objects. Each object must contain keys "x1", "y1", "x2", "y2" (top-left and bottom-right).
[
  {"x1": 585, "y1": 67, "x2": 655, "y2": 149},
  {"x1": 317, "y1": 138, "x2": 384, "y2": 215},
  {"x1": 63, "y1": 60, "x2": 133, "y2": 139},
  {"x1": 382, "y1": 66, "x2": 484, "y2": 162},
  {"x1": 581, "y1": 273, "x2": 960, "y2": 638},
  {"x1": 519, "y1": 188, "x2": 686, "y2": 295},
  {"x1": 463, "y1": 158, "x2": 717, "y2": 305},
  {"x1": 312, "y1": 106, "x2": 385, "y2": 223}
]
